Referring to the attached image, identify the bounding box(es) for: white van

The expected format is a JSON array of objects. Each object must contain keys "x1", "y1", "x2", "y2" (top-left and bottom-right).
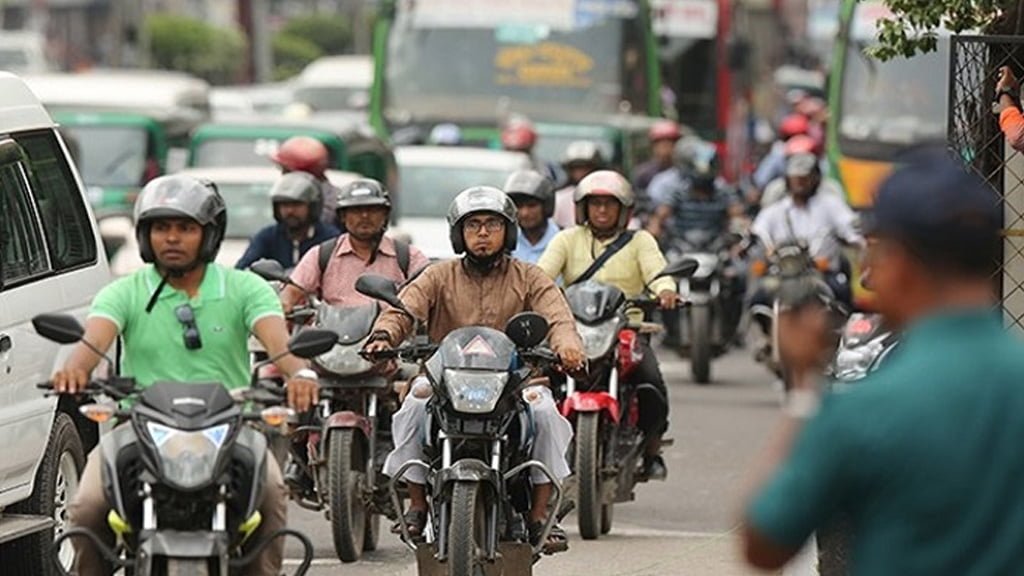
[
  {"x1": 0, "y1": 72, "x2": 111, "y2": 574},
  {"x1": 293, "y1": 55, "x2": 373, "y2": 112}
]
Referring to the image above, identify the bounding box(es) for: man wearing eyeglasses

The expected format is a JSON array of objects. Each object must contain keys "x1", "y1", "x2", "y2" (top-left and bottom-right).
[
  {"x1": 50, "y1": 175, "x2": 318, "y2": 576},
  {"x1": 363, "y1": 186, "x2": 586, "y2": 553}
]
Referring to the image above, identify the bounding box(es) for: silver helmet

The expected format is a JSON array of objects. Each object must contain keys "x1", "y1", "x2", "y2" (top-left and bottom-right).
[
  {"x1": 134, "y1": 175, "x2": 226, "y2": 263},
  {"x1": 503, "y1": 170, "x2": 555, "y2": 218},
  {"x1": 447, "y1": 186, "x2": 518, "y2": 254},
  {"x1": 270, "y1": 172, "x2": 322, "y2": 225}
]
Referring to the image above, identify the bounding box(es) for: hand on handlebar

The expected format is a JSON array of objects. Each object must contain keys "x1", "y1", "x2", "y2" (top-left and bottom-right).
[
  {"x1": 658, "y1": 290, "x2": 680, "y2": 310},
  {"x1": 363, "y1": 338, "x2": 398, "y2": 375},
  {"x1": 558, "y1": 348, "x2": 588, "y2": 377},
  {"x1": 52, "y1": 368, "x2": 91, "y2": 395}
]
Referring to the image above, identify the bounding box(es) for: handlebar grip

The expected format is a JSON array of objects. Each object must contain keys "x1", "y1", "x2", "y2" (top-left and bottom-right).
[{"x1": 36, "y1": 381, "x2": 53, "y2": 390}]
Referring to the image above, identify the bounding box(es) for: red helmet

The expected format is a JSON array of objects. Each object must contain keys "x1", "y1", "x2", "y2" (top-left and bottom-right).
[
  {"x1": 270, "y1": 136, "x2": 329, "y2": 178},
  {"x1": 501, "y1": 122, "x2": 538, "y2": 151},
  {"x1": 648, "y1": 119, "x2": 682, "y2": 143},
  {"x1": 784, "y1": 134, "x2": 818, "y2": 156},
  {"x1": 778, "y1": 114, "x2": 810, "y2": 140}
]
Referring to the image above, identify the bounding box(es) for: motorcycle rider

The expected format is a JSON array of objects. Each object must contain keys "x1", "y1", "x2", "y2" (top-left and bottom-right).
[
  {"x1": 363, "y1": 186, "x2": 586, "y2": 552},
  {"x1": 270, "y1": 135, "x2": 342, "y2": 228},
  {"x1": 52, "y1": 175, "x2": 320, "y2": 576},
  {"x1": 505, "y1": 169, "x2": 560, "y2": 264},
  {"x1": 501, "y1": 117, "x2": 564, "y2": 185},
  {"x1": 281, "y1": 178, "x2": 428, "y2": 310},
  {"x1": 753, "y1": 114, "x2": 811, "y2": 191},
  {"x1": 537, "y1": 170, "x2": 679, "y2": 480},
  {"x1": 759, "y1": 135, "x2": 843, "y2": 208},
  {"x1": 236, "y1": 171, "x2": 341, "y2": 270},
  {"x1": 553, "y1": 140, "x2": 606, "y2": 228},
  {"x1": 633, "y1": 119, "x2": 684, "y2": 195}
]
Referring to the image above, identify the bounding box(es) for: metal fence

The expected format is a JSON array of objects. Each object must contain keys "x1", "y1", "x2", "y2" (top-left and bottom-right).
[{"x1": 948, "y1": 35, "x2": 1024, "y2": 330}]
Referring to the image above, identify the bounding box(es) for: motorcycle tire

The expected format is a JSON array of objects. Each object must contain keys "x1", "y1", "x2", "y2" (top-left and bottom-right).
[
  {"x1": 448, "y1": 481, "x2": 486, "y2": 576},
  {"x1": 576, "y1": 412, "x2": 603, "y2": 540},
  {"x1": 690, "y1": 305, "x2": 713, "y2": 384},
  {"x1": 165, "y1": 558, "x2": 209, "y2": 576},
  {"x1": 8, "y1": 412, "x2": 85, "y2": 576},
  {"x1": 328, "y1": 429, "x2": 368, "y2": 563}
]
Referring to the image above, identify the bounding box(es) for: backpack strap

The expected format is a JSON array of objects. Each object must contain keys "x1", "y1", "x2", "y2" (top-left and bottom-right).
[
  {"x1": 317, "y1": 236, "x2": 340, "y2": 275},
  {"x1": 395, "y1": 238, "x2": 411, "y2": 279},
  {"x1": 569, "y1": 230, "x2": 636, "y2": 286}
]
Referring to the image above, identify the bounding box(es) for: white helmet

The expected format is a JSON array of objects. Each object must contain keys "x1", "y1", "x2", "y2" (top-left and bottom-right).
[{"x1": 573, "y1": 170, "x2": 635, "y2": 230}]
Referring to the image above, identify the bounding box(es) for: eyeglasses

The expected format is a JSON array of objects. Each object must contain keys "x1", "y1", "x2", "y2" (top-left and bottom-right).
[
  {"x1": 463, "y1": 218, "x2": 505, "y2": 234},
  {"x1": 175, "y1": 304, "x2": 203, "y2": 350}
]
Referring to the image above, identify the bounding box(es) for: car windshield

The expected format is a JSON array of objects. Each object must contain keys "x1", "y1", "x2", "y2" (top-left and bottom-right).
[
  {"x1": 0, "y1": 48, "x2": 29, "y2": 69},
  {"x1": 425, "y1": 326, "x2": 517, "y2": 378},
  {"x1": 219, "y1": 182, "x2": 274, "y2": 238},
  {"x1": 64, "y1": 125, "x2": 149, "y2": 187},
  {"x1": 294, "y1": 86, "x2": 367, "y2": 112},
  {"x1": 397, "y1": 163, "x2": 516, "y2": 218},
  {"x1": 192, "y1": 139, "x2": 280, "y2": 168}
]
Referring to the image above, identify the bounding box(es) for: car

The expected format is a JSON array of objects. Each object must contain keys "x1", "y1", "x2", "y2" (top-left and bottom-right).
[
  {"x1": 390, "y1": 146, "x2": 533, "y2": 260},
  {"x1": 293, "y1": 55, "x2": 373, "y2": 113},
  {"x1": 0, "y1": 71, "x2": 111, "y2": 575},
  {"x1": 0, "y1": 31, "x2": 51, "y2": 73},
  {"x1": 102, "y1": 166, "x2": 362, "y2": 276}
]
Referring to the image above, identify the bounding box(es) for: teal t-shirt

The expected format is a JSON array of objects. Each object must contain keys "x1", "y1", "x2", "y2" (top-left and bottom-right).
[
  {"x1": 89, "y1": 263, "x2": 282, "y2": 390},
  {"x1": 749, "y1": 310, "x2": 1024, "y2": 575}
]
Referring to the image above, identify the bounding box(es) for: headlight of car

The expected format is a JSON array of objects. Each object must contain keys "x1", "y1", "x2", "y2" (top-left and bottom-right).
[
  {"x1": 444, "y1": 370, "x2": 509, "y2": 414},
  {"x1": 146, "y1": 422, "x2": 230, "y2": 489},
  {"x1": 577, "y1": 320, "x2": 619, "y2": 360}
]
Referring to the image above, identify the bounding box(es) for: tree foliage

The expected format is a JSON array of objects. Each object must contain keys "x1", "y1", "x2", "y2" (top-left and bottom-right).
[
  {"x1": 870, "y1": 0, "x2": 1019, "y2": 61},
  {"x1": 272, "y1": 34, "x2": 323, "y2": 81},
  {"x1": 279, "y1": 14, "x2": 352, "y2": 56},
  {"x1": 145, "y1": 14, "x2": 246, "y2": 84}
]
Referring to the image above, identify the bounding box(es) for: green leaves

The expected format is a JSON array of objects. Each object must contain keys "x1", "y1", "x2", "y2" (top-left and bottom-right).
[{"x1": 866, "y1": 0, "x2": 1011, "y2": 61}]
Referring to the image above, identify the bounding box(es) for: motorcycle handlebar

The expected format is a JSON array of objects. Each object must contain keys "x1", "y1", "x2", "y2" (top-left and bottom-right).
[{"x1": 37, "y1": 377, "x2": 137, "y2": 400}]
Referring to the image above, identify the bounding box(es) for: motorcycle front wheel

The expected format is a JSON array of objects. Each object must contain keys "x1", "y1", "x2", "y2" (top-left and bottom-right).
[
  {"x1": 328, "y1": 429, "x2": 368, "y2": 563},
  {"x1": 448, "y1": 481, "x2": 487, "y2": 576},
  {"x1": 576, "y1": 412, "x2": 603, "y2": 540}
]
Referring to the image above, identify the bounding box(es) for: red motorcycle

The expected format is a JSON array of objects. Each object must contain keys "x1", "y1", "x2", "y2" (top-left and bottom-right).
[{"x1": 560, "y1": 261, "x2": 694, "y2": 539}]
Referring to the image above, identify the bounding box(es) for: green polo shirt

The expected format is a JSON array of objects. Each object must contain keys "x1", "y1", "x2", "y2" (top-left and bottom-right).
[
  {"x1": 89, "y1": 263, "x2": 282, "y2": 390},
  {"x1": 749, "y1": 309, "x2": 1024, "y2": 575}
]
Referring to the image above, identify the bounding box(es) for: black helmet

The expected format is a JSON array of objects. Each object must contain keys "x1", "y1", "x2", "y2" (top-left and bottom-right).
[
  {"x1": 562, "y1": 140, "x2": 605, "y2": 169},
  {"x1": 503, "y1": 170, "x2": 555, "y2": 218},
  {"x1": 271, "y1": 172, "x2": 322, "y2": 225},
  {"x1": 134, "y1": 175, "x2": 227, "y2": 263},
  {"x1": 447, "y1": 186, "x2": 518, "y2": 254},
  {"x1": 335, "y1": 179, "x2": 392, "y2": 213}
]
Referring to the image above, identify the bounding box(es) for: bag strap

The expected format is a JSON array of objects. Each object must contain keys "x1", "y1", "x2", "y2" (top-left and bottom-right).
[
  {"x1": 570, "y1": 230, "x2": 635, "y2": 286},
  {"x1": 317, "y1": 236, "x2": 340, "y2": 275},
  {"x1": 395, "y1": 238, "x2": 411, "y2": 279}
]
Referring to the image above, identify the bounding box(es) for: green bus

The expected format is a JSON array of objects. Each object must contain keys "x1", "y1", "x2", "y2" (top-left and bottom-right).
[{"x1": 370, "y1": 0, "x2": 664, "y2": 155}]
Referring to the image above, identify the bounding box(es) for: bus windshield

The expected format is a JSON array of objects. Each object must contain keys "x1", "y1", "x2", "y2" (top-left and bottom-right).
[{"x1": 383, "y1": 0, "x2": 652, "y2": 124}]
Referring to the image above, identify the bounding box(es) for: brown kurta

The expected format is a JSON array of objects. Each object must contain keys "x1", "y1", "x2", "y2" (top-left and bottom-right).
[{"x1": 373, "y1": 257, "x2": 582, "y2": 354}]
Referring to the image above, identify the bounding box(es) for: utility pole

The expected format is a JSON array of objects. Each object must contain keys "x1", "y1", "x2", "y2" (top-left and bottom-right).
[{"x1": 238, "y1": 0, "x2": 272, "y2": 83}]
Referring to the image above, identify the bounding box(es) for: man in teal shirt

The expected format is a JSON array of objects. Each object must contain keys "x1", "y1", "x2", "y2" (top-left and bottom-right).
[
  {"x1": 53, "y1": 175, "x2": 319, "y2": 576},
  {"x1": 742, "y1": 148, "x2": 1024, "y2": 575}
]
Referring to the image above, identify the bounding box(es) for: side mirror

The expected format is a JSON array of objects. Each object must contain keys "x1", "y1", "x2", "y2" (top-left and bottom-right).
[
  {"x1": 250, "y1": 259, "x2": 290, "y2": 283},
  {"x1": 32, "y1": 313, "x2": 85, "y2": 344},
  {"x1": 287, "y1": 329, "x2": 339, "y2": 359},
  {"x1": 504, "y1": 312, "x2": 549, "y2": 349},
  {"x1": 355, "y1": 274, "x2": 404, "y2": 310},
  {"x1": 655, "y1": 258, "x2": 699, "y2": 280}
]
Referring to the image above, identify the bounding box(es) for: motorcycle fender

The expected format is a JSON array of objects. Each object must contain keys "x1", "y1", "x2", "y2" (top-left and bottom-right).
[
  {"x1": 139, "y1": 529, "x2": 230, "y2": 562},
  {"x1": 688, "y1": 293, "x2": 714, "y2": 306},
  {"x1": 324, "y1": 410, "x2": 372, "y2": 439},
  {"x1": 436, "y1": 459, "x2": 501, "y2": 491},
  {"x1": 235, "y1": 426, "x2": 269, "y2": 518},
  {"x1": 99, "y1": 425, "x2": 139, "y2": 520},
  {"x1": 561, "y1": 391, "x2": 620, "y2": 424}
]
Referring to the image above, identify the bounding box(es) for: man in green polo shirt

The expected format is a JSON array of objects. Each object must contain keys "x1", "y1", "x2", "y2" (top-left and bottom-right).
[
  {"x1": 742, "y1": 148, "x2": 1024, "y2": 575},
  {"x1": 52, "y1": 175, "x2": 319, "y2": 576}
]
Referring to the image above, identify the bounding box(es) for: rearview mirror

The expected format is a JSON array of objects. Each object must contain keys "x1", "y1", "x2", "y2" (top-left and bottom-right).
[
  {"x1": 504, "y1": 312, "x2": 549, "y2": 349},
  {"x1": 32, "y1": 313, "x2": 85, "y2": 344},
  {"x1": 287, "y1": 329, "x2": 339, "y2": 359},
  {"x1": 249, "y1": 259, "x2": 289, "y2": 283},
  {"x1": 655, "y1": 258, "x2": 699, "y2": 280},
  {"x1": 355, "y1": 274, "x2": 404, "y2": 310}
]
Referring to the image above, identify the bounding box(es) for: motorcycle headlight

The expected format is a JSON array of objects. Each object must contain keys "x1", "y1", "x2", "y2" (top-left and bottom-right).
[
  {"x1": 578, "y1": 320, "x2": 619, "y2": 360},
  {"x1": 146, "y1": 422, "x2": 230, "y2": 490},
  {"x1": 444, "y1": 370, "x2": 509, "y2": 414}
]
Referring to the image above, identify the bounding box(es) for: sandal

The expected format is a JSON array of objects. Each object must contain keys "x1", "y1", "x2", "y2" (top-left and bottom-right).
[
  {"x1": 391, "y1": 508, "x2": 428, "y2": 540},
  {"x1": 529, "y1": 520, "x2": 569, "y2": 555}
]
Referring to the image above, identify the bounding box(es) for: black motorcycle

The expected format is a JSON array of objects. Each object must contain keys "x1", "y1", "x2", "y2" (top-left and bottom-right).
[
  {"x1": 356, "y1": 275, "x2": 564, "y2": 576},
  {"x1": 32, "y1": 313, "x2": 335, "y2": 576}
]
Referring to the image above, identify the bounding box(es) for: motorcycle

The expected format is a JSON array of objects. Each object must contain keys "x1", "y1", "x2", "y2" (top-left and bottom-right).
[
  {"x1": 250, "y1": 258, "x2": 398, "y2": 563},
  {"x1": 356, "y1": 274, "x2": 565, "y2": 576},
  {"x1": 561, "y1": 259, "x2": 698, "y2": 540},
  {"x1": 32, "y1": 313, "x2": 336, "y2": 576},
  {"x1": 667, "y1": 229, "x2": 743, "y2": 384}
]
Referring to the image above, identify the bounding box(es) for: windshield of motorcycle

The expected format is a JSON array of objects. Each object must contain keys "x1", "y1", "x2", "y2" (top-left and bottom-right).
[
  {"x1": 565, "y1": 280, "x2": 625, "y2": 325},
  {"x1": 425, "y1": 327, "x2": 517, "y2": 382},
  {"x1": 681, "y1": 229, "x2": 716, "y2": 251},
  {"x1": 313, "y1": 303, "x2": 379, "y2": 375}
]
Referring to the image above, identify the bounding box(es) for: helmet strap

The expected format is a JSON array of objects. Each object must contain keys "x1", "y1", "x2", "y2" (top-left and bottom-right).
[{"x1": 144, "y1": 273, "x2": 171, "y2": 314}]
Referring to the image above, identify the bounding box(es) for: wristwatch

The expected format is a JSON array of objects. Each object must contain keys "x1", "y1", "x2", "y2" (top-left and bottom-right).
[
  {"x1": 995, "y1": 87, "x2": 1018, "y2": 104},
  {"x1": 292, "y1": 368, "x2": 319, "y2": 381}
]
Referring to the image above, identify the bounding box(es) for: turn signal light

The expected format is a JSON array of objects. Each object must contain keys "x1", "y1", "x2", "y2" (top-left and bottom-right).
[
  {"x1": 79, "y1": 403, "x2": 116, "y2": 424},
  {"x1": 815, "y1": 257, "x2": 830, "y2": 272},
  {"x1": 751, "y1": 260, "x2": 767, "y2": 277},
  {"x1": 260, "y1": 406, "x2": 294, "y2": 427}
]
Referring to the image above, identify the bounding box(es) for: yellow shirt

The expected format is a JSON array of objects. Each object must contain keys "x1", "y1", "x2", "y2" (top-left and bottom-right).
[{"x1": 536, "y1": 226, "x2": 676, "y2": 297}]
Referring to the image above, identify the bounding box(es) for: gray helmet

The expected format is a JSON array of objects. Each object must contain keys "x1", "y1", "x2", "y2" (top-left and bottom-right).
[
  {"x1": 561, "y1": 140, "x2": 605, "y2": 168},
  {"x1": 503, "y1": 170, "x2": 555, "y2": 218},
  {"x1": 270, "y1": 172, "x2": 322, "y2": 225},
  {"x1": 335, "y1": 179, "x2": 392, "y2": 213},
  {"x1": 447, "y1": 186, "x2": 518, "y2": 254},
  {"x1": 134, "y1": 174, "x2": 227, "y2": 263},
  {"x1": 673, "y1": 136, "x2": 712, "y2": 169}
]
